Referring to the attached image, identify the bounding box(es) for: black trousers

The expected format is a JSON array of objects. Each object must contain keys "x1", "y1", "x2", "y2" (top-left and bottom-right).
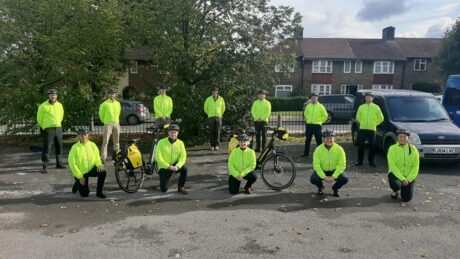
[
  {"x1": 208, "y1": 117, "x2": 222, "y2": 147},
  {"x1": 357, "y1": 129, "x2": 376, "y2": 163},
  {"x1": 254, "y1": 121, "x2": 267, "y2": 151},
  {"x1": 388, "y1": 173, "x2": 415, "y2": 202},
  {"x1": 41, "y1": 127, "x2": 63, "y2": 166},
  {"x1": 310, "y1": 171, "x2": 349, "y2": 190},
  {"x1": 73, "y1": 166, "x2": 107, "y2": 197},
  {"x1": 228, "y1": 172, "x2": 257, "y2": 194},
  {"x1": 159, "y1": 166, "x2": 187, "y2": 192},
  {"x1": 304, "y1": 124, "x2": 322, "y2": 156}
]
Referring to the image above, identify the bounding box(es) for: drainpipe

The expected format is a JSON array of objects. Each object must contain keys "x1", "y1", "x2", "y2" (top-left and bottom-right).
[{"x1": 400, "y1": 60, "x2": 406, "y2": 89}]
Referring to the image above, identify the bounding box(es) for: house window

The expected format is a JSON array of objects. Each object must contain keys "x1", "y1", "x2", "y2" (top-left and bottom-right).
[
  {"x1": 275, "y1": 64, "x2": 294, "y2": 73},
  {"x1": 311, "y1": 84, "x2": 331, "y2": 95},
  {"x1": 312, "y1": 60, "x2": 333, "y2": 73},
  {"x1": 414, "y1": 59, "x2": 426, "y2": 71},
  {"x1": 340, "y1": 84, "x2": 363, "y2": 94},
  {"x1": 130, "y1": 61, "x2": 138, "y2": 74},
  {"x1": 372, "y1": 84, "x2": 393, "y2": 90},
  {"x1": 355, "y1": 60, "x2": 362, "y2": 73},
  {"x1": 275, "y1": 85, "x2": 293, "y2": 97},
  {"x1": 343, "y1": 61, "x2": 351, "y2": 73},
  {"x1": 373, "y1": 61, "x2": 394, "y2": 74}
]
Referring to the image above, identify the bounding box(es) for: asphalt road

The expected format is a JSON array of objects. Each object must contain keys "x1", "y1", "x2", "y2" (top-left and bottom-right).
[{"x1": 0, "y1": 141, "x2": 459, "y2": 258}]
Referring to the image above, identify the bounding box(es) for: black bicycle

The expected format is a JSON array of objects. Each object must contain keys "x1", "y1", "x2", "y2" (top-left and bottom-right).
[
  {"x1": 114, "y1": 126, "x2": 163, "y2": 193},
  {"x1": 253, "y1": 126, "x2": 297, "y2": 190}
]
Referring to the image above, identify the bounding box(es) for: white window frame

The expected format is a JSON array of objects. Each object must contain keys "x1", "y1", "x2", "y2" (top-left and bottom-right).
[
  {"x1": 312, "y1": 60, "x2": 333, "y2": 73},
  {"x1": 130, "y1": 61, "x2": 138, "y2": 74},
  {"x1": 372, "y1": 84, "x2": 393, "y2": 90},
  {"x1": 275, "y1": 64, "x2": 294, "y2": 73},
  {"x1": 355, "y1": 60, "x2": 362, "y2": 73},
  {"x1": 343, "y1": 61, "x2": 351, "y2": 73},
  {"x1": 414, "y1": 59, "x2": 427, "y2": 71},
  {"x1": 311, "y1": 84, "x2": 331, "y2": 95},
  {"x1": 340, "y1": 84, "x2": 363, "y2": 94},
  {"x1": 275, "y1": 85, "x2": 293, "y2": 97},
  {"x1": 373, "y1": 61, "x2": 394, "y2": 74}
]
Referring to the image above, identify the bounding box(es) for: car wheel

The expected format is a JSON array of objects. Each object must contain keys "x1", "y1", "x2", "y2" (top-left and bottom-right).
[
  {"x1": 352, "y1": 127, "x2": 359, "y2": 146},
  {"x1": 127, "y1": 115, "x2": 140, "y2": 125},
  {"x1": 325, "y1": 111, "x2": 333, "y2": 124}
]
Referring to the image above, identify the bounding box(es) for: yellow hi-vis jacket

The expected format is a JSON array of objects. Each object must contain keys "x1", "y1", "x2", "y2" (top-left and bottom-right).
[
  {"x1": 304, "y1": 102, "x2": 328, "y2": 125},
  {"x1": 313, "y1": 143, "x2": 347, "y2": 179},
  {"x1": 153, "y1": 94, "x2": 173, "y2": 119},
  {"x1": 387, "y1": 143, "x2": 419, "y2": 182},
  {"x1": 356, "y1": 103, "x2": 384, "y2": 131},
  {"x1": 155, "y1": 137, "x2": 187, "y2": 170},
  {"x1": 68, "y1": 141, "x2": 103, "y2": 179},
  {"x1": 204, "y1": 95, "x2": 226, "y2": 118},
  {"x1": 228, "y1": 147, "x2": 257, "y2": 178},
  {"x1": 37, "y1": 101, "x2": 64, "y2": 129},
  {"x1": 251, "y1": 99, "x2": 271, "y2": 122},
  {"x1": 98, "y1": 99, "x2": 121, "y2": 124}
]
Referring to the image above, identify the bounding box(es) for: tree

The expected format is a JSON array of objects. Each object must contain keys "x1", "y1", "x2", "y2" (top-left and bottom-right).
[
  {"x1": 125, "y1": 0, "x2": 302, "y2": 143},
  {"x1": 0, "y1": 0, "x2": 126, "y2": 133},
  {"x1": 438, "y1": 18, "x2": 460, "y2": 78}
]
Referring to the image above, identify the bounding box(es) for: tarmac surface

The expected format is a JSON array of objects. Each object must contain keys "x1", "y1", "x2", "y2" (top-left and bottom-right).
[{"x1": 0, "y1": 141, "x2": 459, "y2": 258}]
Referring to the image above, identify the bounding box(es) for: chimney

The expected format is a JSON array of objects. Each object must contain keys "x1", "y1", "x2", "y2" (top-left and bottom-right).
[{"x1": 382, "y1": 26, "x2": 395, "y2": 41}]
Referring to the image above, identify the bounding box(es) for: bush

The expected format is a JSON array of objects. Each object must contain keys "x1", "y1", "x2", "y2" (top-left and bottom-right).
[
  {"x1": 412, "y1": 82, "x2": 443, "y2": 93},
  {"x1": 268, "y1": 97, "x2": 307, "y2": 112}
]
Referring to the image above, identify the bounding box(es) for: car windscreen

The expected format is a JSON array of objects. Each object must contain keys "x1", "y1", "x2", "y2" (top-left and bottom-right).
[{"x1": 388, "y1": 96, "x2": 450, "y2": 122}]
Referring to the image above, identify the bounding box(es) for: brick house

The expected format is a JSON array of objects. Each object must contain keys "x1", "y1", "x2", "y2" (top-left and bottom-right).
[{"x1": 274, "y1": 27, "x2": 443, "y2": 97}]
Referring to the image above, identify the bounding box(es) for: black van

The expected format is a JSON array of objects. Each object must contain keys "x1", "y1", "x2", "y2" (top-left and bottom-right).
[{"x1": 351, "y1": 90, "x2": 460, "y2": 161}]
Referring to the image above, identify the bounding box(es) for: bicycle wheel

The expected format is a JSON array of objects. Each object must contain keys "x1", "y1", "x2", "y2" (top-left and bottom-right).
[
  {"x1": 260, "y1": 153, "x2": 296, "y2": 190},
  {"x1": 115, "y1": 159, "x2": 144, "y2": 193}
]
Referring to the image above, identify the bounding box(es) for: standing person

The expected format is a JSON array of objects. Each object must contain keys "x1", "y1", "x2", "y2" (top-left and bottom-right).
[
  {"x1": 251, "y1": 89, "x2": 271, "y2": 152},
  {"x1": 204, "y1": 87, "x2": 226, "y2": 150},
  {"x1": 68, "y1": 127, "x2": 107, "y2": 199},
  {"x1": 36, "y1": 88, "x2": 65, "y2": 173},
  {"x1": 301, "y1": 93, "x2": 328, "y2": 157},
  {"x1": 355, "y1": 93, "x2": 384, "y2": 167},
  {"x1": 99, "y1": 87, "x2": 121, "y2": 162},
  {"x1": 153, "y1": 84, "x2": 173, "y2": 129},
  {"x1": 387, "y1": 128, "x2": 420, "y2": 205},
  {"x1": 228, "y1": 133, "x2": 257, "y2": 194},
  {"x1": 310, "y1": 130, "x2": 348, "y2": 197},
  {"x1": 155, "y1": 124, "x2": 188, "y2": 194}
]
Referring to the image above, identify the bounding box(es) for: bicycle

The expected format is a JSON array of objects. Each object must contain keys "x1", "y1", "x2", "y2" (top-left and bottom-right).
[
  {"x1": 252, "y1": 126, "x2": 297, "y2": 190},
  {"x1": 114, "y1": 126, "x2": 163, "y2": 193}
]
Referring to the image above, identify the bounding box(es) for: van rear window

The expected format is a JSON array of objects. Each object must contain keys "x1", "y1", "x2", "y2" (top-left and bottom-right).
[{"x1": 444, "y1": 88, "x2": 460, "y2": 108}]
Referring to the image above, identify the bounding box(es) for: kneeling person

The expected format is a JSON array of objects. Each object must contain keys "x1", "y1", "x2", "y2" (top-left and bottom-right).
[
  {"x1": 228, "y1": 134, "x2": 257, "y2": 194},
  {"x1": 68, "y1": 127, "x2": 107, "y2": 198},
  {"x1": 310, "y1": 130, "x2": 348, "y2": 197},
  {"x1": 387, "y1": 128, "x2": 419, "y2": 204},
  {"x1": 155, "y1": 124, "x2": 188, "y2": 194}
]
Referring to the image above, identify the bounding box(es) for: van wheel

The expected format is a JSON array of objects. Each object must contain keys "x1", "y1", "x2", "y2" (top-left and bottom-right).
[
  {"x1": 127, "y1": 115, "x2": 140, "y2": 125},
  {"x1": 352, "y1": 127, "x2": 359, "y2": 146},
  {"x1": 325, "y1": 111, "x2": 333, "y2": 124},
  {"x1": 384, "y1": 138, "x2": 395, "y2": 155}
]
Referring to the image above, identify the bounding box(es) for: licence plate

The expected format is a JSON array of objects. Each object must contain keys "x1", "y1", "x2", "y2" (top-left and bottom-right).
[{"x1": 433, "y1": 148, "x2": 456, "y2": 154}]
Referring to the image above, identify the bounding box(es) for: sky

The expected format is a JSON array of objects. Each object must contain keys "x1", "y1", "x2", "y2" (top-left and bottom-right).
[{"x1": 270, "y1": 0, "x2": 460, "y2": 38}]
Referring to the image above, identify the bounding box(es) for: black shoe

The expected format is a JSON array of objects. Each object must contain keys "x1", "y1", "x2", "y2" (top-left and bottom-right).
[
  {"x1": 72, "y1": 183, "x2": 78, "y2": 193},
  {"x1": 40, "y1": 166, "x2": 48, "y2": 174},
  {"x1": 355, "y1": 161, "x2": 363, "y2": 166},
  {"x1": 333, "y1": 188, "x2": 340, "y2": 197},
  {"x1": 97, "y1": 193, "x2": 106, "y2": 199},
  {"x1": 369, "y1": 161, "x2": 376, "y2": 167},
  {"x1": 300, "y1": 153, "x2": 309, "y2": 157},
  {"x1": 56, "y1": 164, "x2": 66, "y2": 169},
  {"x1": 391, "y1": 192, "x2": 398, "y2": 199},
  {"x1": 317, "y1": 187, "x2": 324, "y2": 196}
]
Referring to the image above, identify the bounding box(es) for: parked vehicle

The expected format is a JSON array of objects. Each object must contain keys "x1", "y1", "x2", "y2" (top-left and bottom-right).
[
  {"x1": 303, "y1": 94, "x2": 355, "y2": 123},
  {"x1": 442, "y1": 75, "x2": 460, "y2": 127},
  {"x1": 95, "y1": 100, "x2": 151, "y2": 125},
  {"x1": 351, "y1": 90, "x2": 460, "y2": 161}
]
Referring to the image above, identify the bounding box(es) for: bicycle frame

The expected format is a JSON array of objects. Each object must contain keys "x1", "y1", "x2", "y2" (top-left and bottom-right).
[{"x1": 255, "y1": 129, "x2": 280, "y2": 169}]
